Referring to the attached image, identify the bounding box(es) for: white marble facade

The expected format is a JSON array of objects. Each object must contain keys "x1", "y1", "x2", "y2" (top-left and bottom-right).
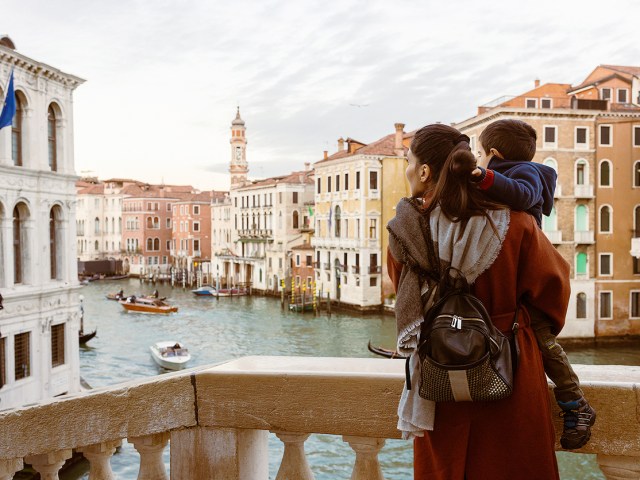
[{"x1": 0, "y1": 40, "x2": 84, "y2": 410}]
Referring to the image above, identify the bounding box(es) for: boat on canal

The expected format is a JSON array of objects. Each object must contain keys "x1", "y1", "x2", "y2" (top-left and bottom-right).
[
  {"x1": 119, "y1": 296, "x2": 178, "y2": 314},
  {"x1": 191, "y1": 286, "x2": 248, "y2": 297},
  {"x1": 149, "y1": 341, "x2": 191, "y2": 370},
  {"x1": 367, "y1": 341, "x2": 407, "y2": 359}
]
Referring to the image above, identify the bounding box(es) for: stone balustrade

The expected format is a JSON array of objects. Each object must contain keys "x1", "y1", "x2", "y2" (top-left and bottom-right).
[{"x1": 0, "y1": 357, "x2": 639, "y2": 479}]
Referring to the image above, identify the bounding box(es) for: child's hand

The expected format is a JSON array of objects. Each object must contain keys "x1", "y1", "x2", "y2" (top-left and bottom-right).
[
  {"x1": 470, "y1": 166, "x2": 486, "y2": 183},
  {"x1": 471, "y1": 168, "x2": 482, "y2": 178}
]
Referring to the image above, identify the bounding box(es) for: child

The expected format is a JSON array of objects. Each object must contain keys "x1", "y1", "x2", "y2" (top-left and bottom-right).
[{"x1": 471, "y1": 118, "x2": 596, "y2": 450}]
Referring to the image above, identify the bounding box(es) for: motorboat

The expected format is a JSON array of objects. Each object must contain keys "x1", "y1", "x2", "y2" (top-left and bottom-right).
[
  {"x1": 191, "y1": 286, "x2": 216, "y2": 296},
  {"x1": 119, "y1": 296, "x2": 178, "y2": 314},
  {"x1": 150, "y1": 341, "x2": 191, "y2": 370}
]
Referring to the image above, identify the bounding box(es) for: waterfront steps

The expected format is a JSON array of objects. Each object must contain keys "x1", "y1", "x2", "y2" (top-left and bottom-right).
[{"x1": 0, "y1": 357, "x2": 639, "y2": 479}]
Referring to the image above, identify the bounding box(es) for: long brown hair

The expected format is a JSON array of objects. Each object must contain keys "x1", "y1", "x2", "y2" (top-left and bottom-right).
[{"x1": 411, "y1": 124, "x2": 505, "y2": 227}]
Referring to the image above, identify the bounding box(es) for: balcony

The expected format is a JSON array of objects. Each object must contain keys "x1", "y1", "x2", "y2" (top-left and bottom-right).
[
  {"x1": 369, "y1": 266, "x2": 382, "y2": 274},
  {"x1": 574, "y1": 184, "x2": 594, "y2": 198},
  {"x1": 544, "y1": 230, "x2": 563, "y2": 244},
  {"x1": 352, "y1": 265, "x2": 361, "y2": 274},
  {"x1": 0, "y1": 358, "x2": 638, "y2": 479},
  {"x1": 632, "y1": 237, "x2": 640, "y2": 258},
  {"x1": 575, "y1": 230, "x2": 595, "y2": 244}
]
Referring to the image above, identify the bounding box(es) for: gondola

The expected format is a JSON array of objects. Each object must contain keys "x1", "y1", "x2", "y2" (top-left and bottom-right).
[
  {"x1": 367, "y1": 340, "x2": 407, "y2": 359},
  {"x1": 79, "y1": 329, "x2": 97, "y2": 344}
]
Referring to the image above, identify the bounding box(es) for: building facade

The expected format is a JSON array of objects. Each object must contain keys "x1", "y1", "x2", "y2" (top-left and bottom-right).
[
  {"x1": 456, "y1": 65, "x2": 640, "y2": 338},
  {"x1": 0, "y1": 37, "x2": 84, "y2": 409},
  {"x1": 312, "y1": 125, "x2": 410, "y2": 311}
]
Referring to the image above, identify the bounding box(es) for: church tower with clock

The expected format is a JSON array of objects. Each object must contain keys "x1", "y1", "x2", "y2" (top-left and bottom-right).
[{"x1": 229, "y1": 107, "x2": 248, "y2": 189}]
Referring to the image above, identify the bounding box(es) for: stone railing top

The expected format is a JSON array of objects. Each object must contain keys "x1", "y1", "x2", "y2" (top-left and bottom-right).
[{"x1": 0, "y1": 357, "x2": 639, "y2": 460}]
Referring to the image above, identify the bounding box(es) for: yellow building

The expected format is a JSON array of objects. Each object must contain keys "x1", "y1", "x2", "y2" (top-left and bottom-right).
[{"x1": 312, "y1": 124, "x2": 410, "y2": 311}]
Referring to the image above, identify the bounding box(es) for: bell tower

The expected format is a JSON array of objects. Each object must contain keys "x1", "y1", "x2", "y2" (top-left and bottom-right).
[{"x1": 229, "y1": 107, "x2": 248, "y2": 189}]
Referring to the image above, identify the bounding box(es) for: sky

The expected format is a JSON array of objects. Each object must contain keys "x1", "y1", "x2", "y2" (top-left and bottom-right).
[{"x1": 3, "y1": 0, "x2": 639, "y2": 190}]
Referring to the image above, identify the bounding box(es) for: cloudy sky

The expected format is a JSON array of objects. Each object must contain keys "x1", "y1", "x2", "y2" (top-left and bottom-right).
[{"x1": 3, "y1": 0, "x2": 638, "y2": 190}]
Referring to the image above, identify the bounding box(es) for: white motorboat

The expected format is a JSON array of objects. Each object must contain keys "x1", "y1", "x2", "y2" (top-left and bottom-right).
[{"x1": 149, "y1": 341, "x2": 191, "y2": 370}]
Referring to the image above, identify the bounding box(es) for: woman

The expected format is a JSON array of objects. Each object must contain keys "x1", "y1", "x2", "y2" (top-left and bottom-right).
[{"x1": 387, "y1": 124, "x2": 570, "y2": 479}]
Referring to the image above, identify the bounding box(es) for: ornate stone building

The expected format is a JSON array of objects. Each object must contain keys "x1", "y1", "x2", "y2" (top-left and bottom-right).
[{"x1": 0, "y1": 36, "x2": 84, "y2": 409}]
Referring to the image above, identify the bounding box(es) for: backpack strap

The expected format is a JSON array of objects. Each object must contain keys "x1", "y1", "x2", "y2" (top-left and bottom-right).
[
  {"x1": 405, "y1": 356, "x2": 412, "y2": 390},
  {"x1": 510, "y1": 301, "x2": 522, "y2": 372}
]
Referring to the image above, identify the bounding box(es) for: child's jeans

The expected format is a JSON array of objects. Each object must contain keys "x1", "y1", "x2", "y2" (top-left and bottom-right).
[{"x1": 531, "y1": 311, "x2": 584, "y2": 403}]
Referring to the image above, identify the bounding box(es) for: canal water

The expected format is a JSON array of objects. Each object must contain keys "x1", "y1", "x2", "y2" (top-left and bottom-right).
[{"x1": 65, "y1": 279, "x2": 639, "y2": 480}]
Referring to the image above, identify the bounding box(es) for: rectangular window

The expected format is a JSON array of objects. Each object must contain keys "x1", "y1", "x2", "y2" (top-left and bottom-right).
[
  {"x1": 14, "y1": 332, "x2": 30, "y2": 380},
  {"x1": 296, "y1": 254, "x2": 300, "y2": 266},
  {"x1": 601, "y1": 88, "x2": 612, "y2": 101},
  {"x1": 345, "y1": 173, "x2": 349, "y2": 190},
  {"x1": 316, "y1": 251, "x2": 320, "y2": 267},
  {"x1": 194, "y1": 239, "x2": 200, "y2": 252},
  {"x1": 525, "y1": 98, "x2": 537, "y2": 108},
  {"x1": 328, "y1": 176, "x2": 332, "y2": 193},
  {"x1": 293, "y1": 192, "x2": 298, "y2": 204},
  {"x1": 543, "y1": 126, "x2": 557, "y2": 146},
  {"x1": 617, "y1": 88, "x2": 628, "y2": 104},
  {"x1": 51, "y1": 323, "x2": 65, "y2": 367},
  {"x1": 370, "y1": 276, "x2": 377, "y2": 287},
  {"x1": 166, "y1": 218, "x2": 171, "y2": 229},
  {"x1": 193, "y1": 221, "x2": 200, "y2": 232},
  {"x1": 599, "y1": 253, "x2": 612, "y2": 276},
  {"x1": 634, "y1": 257, "x2": 640, "y2": 275},
  {"x1": 634, "y1": 126, "x2": 640, "y2": 147},
  {"x1": 575, "y1": 127, "x2": 588, "y2": 147},
  {"x1": 369, "y1": 171, "x2": 378, "y2": 190},
  {"x1": 193, "y1": 205, "x2": 200, "y2": 215},
  {"x1": 540, "y1": 98, "x2": 552, "y2": 109},
  {"x1": 306, "y1": 255, "x2": 312, "y2": 267},
  {"x1": 599, "y1": 125, "x2": 612, "y2": 146},
  {"x1": 369, "y1": 218, "x2": 377, "y2": 238},
  {"x1": 631, "y1": 291, "x2": 640, "y2": 318},
  {"x1": 0, "y1": 337, "x2": 5, "y2": 388},
  {"x1": 356, "y1": 171, "x2": 361, "y2": 189},
  {"x1": 469, "y1": 135, "x2": 476, "y2": 152},
  {"x1": 599, "y1": 291, "x2": 612, "y2": 319},
  {"x1": 335, "y1": 175, "x2": 340, "y2": 192},
  {"x1": 317, "y1": 178, "x2": 321, "y2": 194}
]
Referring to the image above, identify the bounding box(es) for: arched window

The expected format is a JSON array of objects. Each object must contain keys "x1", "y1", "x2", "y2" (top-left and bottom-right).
[
  {"x1": 104, "y1": 217, "x2": 108, "y2": 234},
  {"x1": 575, "y1": 160, "x2": 587, "y2": 185},
  {"x1": 12, "y1": 93, "x2": 23, "y2": 166},
  {"x1": 94, "y1": 240, "x2": 99, "y2": 251},
  {"x1": 292, "y1": 211, "x2": 299, "y2": 229},
  {"x1": 634, "y1": 161, "x2": 640, "y2": 187},
  {"x1": 576, "y1": 252, "x2": 587, "y2": 276},
  {"x1": 599, "y1": 160, "x2": 612, "y2": 187},
  {"x1": 48, "y1": 105, "x2": 57, "y2": 171},
  {"x1": 13, "y1": 204, "x2": 26, "y2": 283},
  {"x1": 599, "y1": 205, "x2": 612, "y2": 233},
  {"x1": 575, "y1": 205, "x2": 588, "y2": 231},
  {"x1": 153, "y1": 238, "x2": 160, "y2": 251},
  {"x1": 543, "y1": 207, "x2": 557, "y2": 232},
  {"x1": 635, "y1": 206, "x2": 640, "y2": 237},
  {"x1": 146, "y1": 217, "x2": 153, "y2": 229},
  {"x1": 94, "y1": 217, "x2": 100, "y2": 234},
  {"x1": 147, "y1": 238, "x2": 153, "y2": 251},
  {"x1": 334, "y1": 206, "x2": 341, "y2": 237},
  {"x1": 576, "y1": 293, "x2": 587, "y2": 319},
  {"x1": 49, "y1": 207, "x2": 62, "y2": 280}
]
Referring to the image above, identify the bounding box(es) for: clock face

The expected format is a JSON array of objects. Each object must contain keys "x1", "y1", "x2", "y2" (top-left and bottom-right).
[{"x1": 235, "y1": 147, "x2": 242, "y2": 161}]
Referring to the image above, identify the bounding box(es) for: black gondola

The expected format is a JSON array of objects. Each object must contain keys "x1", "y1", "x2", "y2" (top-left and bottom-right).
[
  {"x1": 79, "y1": 329, "x2": 97, "y2": 344},
  {"x1": 367, "y1": 340, "x2": 407, "y2": 359}
]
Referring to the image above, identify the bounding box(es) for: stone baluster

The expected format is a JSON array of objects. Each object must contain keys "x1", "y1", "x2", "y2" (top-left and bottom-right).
[
  {"x1": 0, "y1": 458, "x2": 23, "y2": 480},
  {"x1": 597, "y1": 454, "x2": 640, "y2": 480},
  {"x1": 129, "y1": 432, "x2": 170, "y2": 480},
  {"x1": 24, "y1": 449, "x2": 72, "y2": 480},
  {"x1": 273, "y1": 432, "x2": 314, "y2": 480},
  {"x1": 342, "y1": 436, "x2": 386, "y2": 480},
  {"x1": 78, "y1": 440, "x2": 122, "y2": 480}
]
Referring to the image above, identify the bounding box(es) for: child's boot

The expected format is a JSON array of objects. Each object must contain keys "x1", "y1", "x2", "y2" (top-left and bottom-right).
[{"x1": 558, "y1": 397, "x2": 596, "y2": 449}]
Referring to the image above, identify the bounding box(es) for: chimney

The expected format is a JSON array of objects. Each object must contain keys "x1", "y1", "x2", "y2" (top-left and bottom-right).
[
  {"x1": 534, "y1": 79, "x2": 540, "y2": 88},
  {"x1": 323, "y1": 151, "x2": 328, "y2": 160},
  {"x1": 305, "y1": 162, "x2": 311, "y2": 170},
  {"x1": 337, "y1": 137, "x2": 345, "y2": 152},
  {"x1": 394, "y1": 123, "x2": 405, "y2": 156}
]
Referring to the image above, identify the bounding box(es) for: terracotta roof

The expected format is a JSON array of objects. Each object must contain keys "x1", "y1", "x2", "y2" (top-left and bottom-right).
[
  {"x1": 315, "y1": 131, "x2": 411, "y2": 165},
  {"x1": 291, "y1": 242, "x2": 313, "y2": 251},
  {"x1": 569, "y1": 72, "x2": 630, "y2": 93},
  {"x1": 600, "y1": 65, "x2": 640, "y2": 77},
  {"x1": 77, "y1": 184, "x2": 105, "y2": 195},
  {"x1": 237, "y1": 170, "x2": 314, "y2": 190},
  {"x1": 174, "y1": 191, "x2": 228, "y2": 203}
]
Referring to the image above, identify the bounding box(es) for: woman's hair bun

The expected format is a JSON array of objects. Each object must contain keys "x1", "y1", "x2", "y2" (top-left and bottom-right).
[{"x1": 449, "y1": 147, "x2": 476, "y2": 178}]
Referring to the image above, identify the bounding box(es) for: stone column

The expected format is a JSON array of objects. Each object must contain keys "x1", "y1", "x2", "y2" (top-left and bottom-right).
[
  {"x1": 273, "y1": 432, "x2": 314, "y2": 480},
  {"x1": 170, "y1": 426, "x2": 268, "y2": 480},
  {"x1": 78, "y1": 439, "x2": 121, "y2": 480},
  {"x1": 0, "y1": 458, "x2": 23, "y2": 480},
  {"x1": 343, "y1": 436, "x2": 386, "y2": 480},
  {"x1": 598, "y1": 454, "x2": 640, "y2": 480},
  {"x1": 24, "y1": 449, "x2": 72, "y2": 480},
  {"x1": 129, "y1": 432, "x2": 169, "y2": 480}
]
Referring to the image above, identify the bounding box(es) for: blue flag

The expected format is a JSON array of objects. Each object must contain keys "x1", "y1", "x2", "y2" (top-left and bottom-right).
[{"x1": 0, "y1": 70, "x2": 16, "y2": 130}]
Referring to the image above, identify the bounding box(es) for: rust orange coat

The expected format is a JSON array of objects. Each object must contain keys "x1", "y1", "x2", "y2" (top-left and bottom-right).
[{"x1": 388, "y1": 211, "x2": 570, "y2": 480}]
